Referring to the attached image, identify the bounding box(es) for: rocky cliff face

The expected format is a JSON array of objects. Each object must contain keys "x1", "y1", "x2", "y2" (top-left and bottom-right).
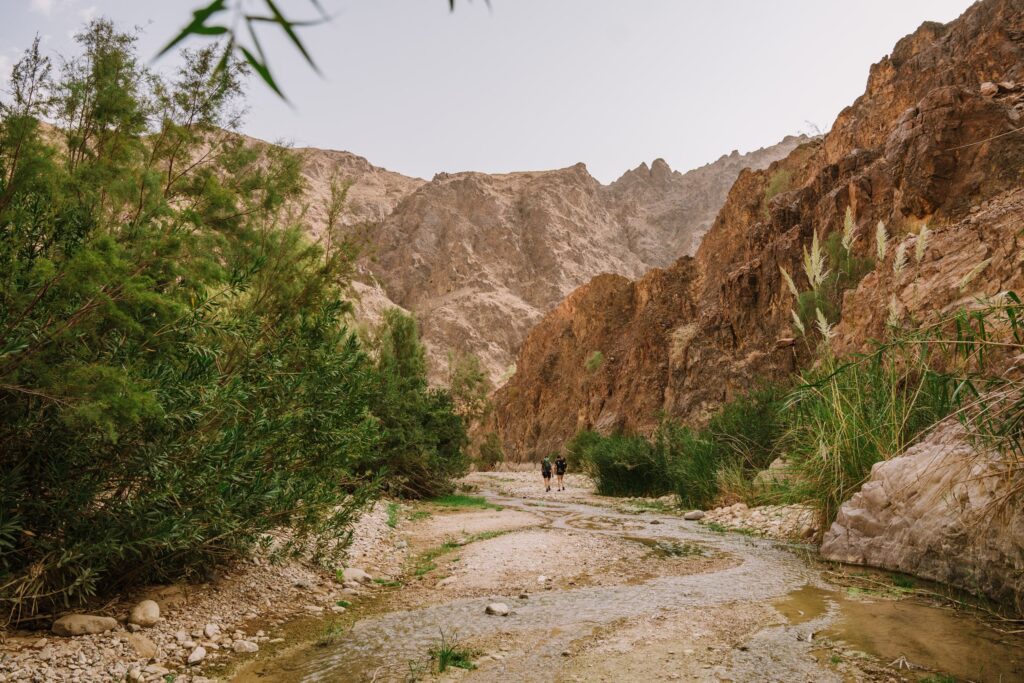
[
  {"x1": 288, "y1": 138, "x2": 803, "y2": 383},
  {"x1": 490, "y1": 0, "x2": 1024, "y2": 458}
]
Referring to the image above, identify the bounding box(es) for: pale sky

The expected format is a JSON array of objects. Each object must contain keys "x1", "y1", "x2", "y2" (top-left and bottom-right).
[{"x1": 1, "y1": 0, "x2": 975, "y2": 182}]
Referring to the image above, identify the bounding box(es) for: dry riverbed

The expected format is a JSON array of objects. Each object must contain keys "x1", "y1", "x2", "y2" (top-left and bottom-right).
[
  {"x1": 7, "y1": 472, "x2": 1023, "y2": 682},
  {"x1": 233, "y1": 472, "x2": 1024, "y2": 683}
]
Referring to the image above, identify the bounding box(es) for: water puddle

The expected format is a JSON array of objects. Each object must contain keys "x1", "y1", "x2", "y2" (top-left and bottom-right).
[
  {"x1": 771, "y1": 583, "x2": 1024, "y2": 681},
  {"x1": 822, "y1": 594, "x2": 1024, "y2": 681},
  {"x1": 772, "y1": 584, "x2": 831, "y2": 625}
]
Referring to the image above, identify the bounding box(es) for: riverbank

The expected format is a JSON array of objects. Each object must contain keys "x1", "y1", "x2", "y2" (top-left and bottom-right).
[{"x1": 0, "y1": 500, "x2": 405, "y2": 683}]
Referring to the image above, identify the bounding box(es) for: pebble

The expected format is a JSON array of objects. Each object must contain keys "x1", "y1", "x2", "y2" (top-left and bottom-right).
[
  {"x1": 684, "y1": 510, "x2": 705, "y2": 521},
  {"x1": 485, "y1": 603, "x2": 511, "y2": 616},
  {"x1": 203, "y1": 623, "x2": 221, "y2": 639},
  {"x1": 342, "y1": 567, "x2": 372, "y2": 584},
  {"x1": 233, "y1": 640, "x2": 259, "y2": 653},
  {"x1": 187, "y1": 646, "x2": 207, "y2": 664}
]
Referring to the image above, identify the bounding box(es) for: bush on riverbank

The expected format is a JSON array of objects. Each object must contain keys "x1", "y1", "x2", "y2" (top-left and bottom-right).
[
  {"x1": 570, "y1": 385, "x2": 784, "y2": 506},
  {"x1": 0, "y1": 23, "x2": 467, "y2": 623}
]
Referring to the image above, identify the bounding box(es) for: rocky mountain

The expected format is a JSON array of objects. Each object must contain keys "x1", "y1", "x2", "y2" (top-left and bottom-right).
[
  {"x1": 488, "y1": 0, "x2": 1024, "y2": 457},
  {"x1": 287, "y1": 138, "x2": 805, "y2": 383}
]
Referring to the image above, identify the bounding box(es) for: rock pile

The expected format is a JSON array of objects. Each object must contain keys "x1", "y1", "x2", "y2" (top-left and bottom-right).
[{"x1": 701, "y1": 503, "x2": 819, "y2": 541}]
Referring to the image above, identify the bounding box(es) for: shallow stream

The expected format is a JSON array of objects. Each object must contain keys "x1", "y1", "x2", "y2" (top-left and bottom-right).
[{"x1": 239, "y1": 489, "x2": 1024, "y2": 682}]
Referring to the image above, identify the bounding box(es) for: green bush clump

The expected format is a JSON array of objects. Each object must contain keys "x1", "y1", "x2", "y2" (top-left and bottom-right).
[
  {"x1": 764, "y1": 168, "x2": 792, "y2": 201},
  {"x1": 476, "y1": 432, "x2": 505, "y2": 471},
  {"x1": 568, "y1": 431, "x2": 671, "y2": 498},
  {"x1": 570, "y1": 386, "x2": 785, "y2": 507},
  {"x1": 367, "y1": 309, "x2": 469, "y2": 498},
  {"x1": 784, "y1": 342, "x2": 954, "y2": 526},
  {"x1": 0, "y1": 22, "x2": 466, "y2": 622}
]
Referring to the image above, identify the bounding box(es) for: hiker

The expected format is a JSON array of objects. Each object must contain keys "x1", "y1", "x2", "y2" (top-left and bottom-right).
[
  {"x1": 541, "y1": 456, "x2": 553, "y2": 492},
  {"x1": 555, "y1": 454, "x2": 567, "y2": 491}
]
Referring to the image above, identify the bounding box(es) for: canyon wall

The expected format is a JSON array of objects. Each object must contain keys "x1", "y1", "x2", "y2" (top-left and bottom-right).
[
  {"x1": 287, "y1": 138, "x2": 804, "y2": 383},
  {"x1": 489, "y1": 0, "x2": 1024, "y2": 458}
]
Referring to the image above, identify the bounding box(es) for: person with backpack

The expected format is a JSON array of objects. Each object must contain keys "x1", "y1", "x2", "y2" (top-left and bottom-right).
[
  {"x1": 541, "y1": 456, "x2": 553, "y2": 492},
  {"x1": 555, "y1": 454, "x2": 567, "y2": 491}
]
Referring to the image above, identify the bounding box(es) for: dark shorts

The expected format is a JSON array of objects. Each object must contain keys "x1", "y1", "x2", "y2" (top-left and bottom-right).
[{"x1": 542, "y1": 471, "x2": 552, "y2": 478}]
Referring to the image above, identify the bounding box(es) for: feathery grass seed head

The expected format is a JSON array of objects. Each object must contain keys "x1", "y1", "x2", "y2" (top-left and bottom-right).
[
  {"x1": 956, "y1": 258, "x2": 992, "y2": 292},
  {"x1": 875, "y1": 220, "x2": 888, "y2": 262},
  {"x1": 842, "y1": 206, "x2": 858, "y2": 252},
  {"x1": 791, "y1": 308, "x2": 806, "y2": 335},
  {"x1": 802, "y1": 230, "x2": 830, "y2": 290},
  {"x1": 893, "y1": 243, "x2": 908, "y2": 275},
  {"x1": 780, "y1": 266, "x2": 799, "y2": 298},
  {"x1": 815, "y1": 307, "x2": 834, "y2": 342},
  {"x1": 915, "y1": 224, "x2": 930, "y2": 264}
]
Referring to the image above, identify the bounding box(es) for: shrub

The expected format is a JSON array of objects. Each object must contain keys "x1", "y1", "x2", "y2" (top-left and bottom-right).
[
  {"x1": 764, "y1": 168, "x2": 792, "y2": 201},
  {"x1": 367, "y1": 310, "x2": 469, "y2": 498},
  {"x1": 585, "y1": 350, "x2": 604, "y2": 373},
  {"x1": 0, "y1": 22, "x2": 467, "y2": 622},
  {"x1": 476, "y1": 431, "x2": 505, "y2": 471},
  {"x1": 568, "y1": 431, "x2": 671, "y2": 497},
  {"x1": 568, "y1": 386, "x2": 785, "y2": 506}
]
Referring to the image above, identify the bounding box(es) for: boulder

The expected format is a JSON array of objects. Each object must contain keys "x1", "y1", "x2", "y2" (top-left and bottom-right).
[
  {"x1": 125, "y1": 633, "x2": 159, "y2": 659},
  {"x1": 128, "y1": 599, "x2": 160, "y2": 627},
  {"x1": 683, "y1": 510, "x2": 705, "y2": 521},
  {"x1": 753, "y1": 457, "x2": 795, "y2": 489},
  {"x1": 187, "y1": 646, "x2": 207, "y2": 665},
  {"x1": 980, "y1": 81, "x2": 999, "y2": 96},
  {"x1": 203, "y1": 623, "x2": 220, "y2": 639},
  {"x1": 485, "y1": 603, "x2": 510, "y2": 616},
  {"x1": 52, "y1": 614, "x2": 118, "y2": 637},
  {"x1": 232, "y1": 640, "x2": 259, "y2": 653},
  {"x1": 822, "y1": 422, "x2": 1024, "y2": 609},
  {"x1": 342, "y1": 567, "x2": 372, "y2": 584}
]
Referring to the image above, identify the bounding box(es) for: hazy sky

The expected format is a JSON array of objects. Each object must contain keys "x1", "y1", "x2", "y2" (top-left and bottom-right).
[{"x1": 1, "y1": 0, "x2": 975, "y2": 182}]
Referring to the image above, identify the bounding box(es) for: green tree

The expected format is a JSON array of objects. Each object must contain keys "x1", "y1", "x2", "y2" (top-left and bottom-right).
[
  {"x1": 0, "y1": 22, "x2": 381, "y2": 622},
  {"x1": 476, "y1": 431, "x2": 505, "y2": 471},
  {"x1": 447, "y1": 351, "x2": 493, "y2": 427},
  {"x1": 369, "y1": 310, "x2": 469, "y2": 497}
]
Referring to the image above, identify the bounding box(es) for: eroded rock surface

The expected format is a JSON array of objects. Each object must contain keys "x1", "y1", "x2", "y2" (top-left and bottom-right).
[
  {"x1": 278, "y1": 137, "x2": 803, "y2": 383},
  {"x1": 821, "y1": 423, "x2": 1024, "y2": 610},
  {"x1": 490, "y1": 0, "x2": 1024, "y2": 457}
]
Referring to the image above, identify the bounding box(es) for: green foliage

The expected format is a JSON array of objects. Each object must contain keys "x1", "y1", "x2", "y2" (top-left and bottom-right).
[
  {"x1": 476, "y1": 431, "x2": 505, "y2": 471},
  {"x1": 386, "y1": 503, "x2": 401, "y2": 529},
  {"x1": 0, "y1": 23, "x2": 466, "y2": 623},
  {"x1": 764, "y1": 168, "x2": 792, "y2": 202},
  {"x1": 570, "y1": 386, "x2": 785, "y2": 507},
  {"x1": 429, "y1": 494, "x2": 501, "y2": 510},
  {"x1": 168, "y1": 1, "x2": 463, "y2": 100},
  {"x1": 568, "y1": 430, "x2": 672, "y2": 498},
  {"x1": 794, "y1": 231, "x2": 873, "y2": 331},
  {"x1": 584, "y1": 350, "x2": 604, "y2": 373},
  {"x1": 368, "y1": 309, "x2": 469, "y2": 498},
  {"x1": 447, "y1": 351, "x2": 493, "y2": 427},
  {"x1": 430, "y1": 629, "x2": 476, "y2": 673},
  {"x1": 784, "y1": 343, "x2": 953, "y2": 527}
]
